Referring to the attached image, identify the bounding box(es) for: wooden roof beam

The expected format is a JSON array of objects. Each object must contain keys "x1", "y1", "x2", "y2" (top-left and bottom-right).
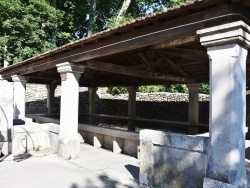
[
  {"x1": 159, "y1": 53, "x2": 190, "y2": 77},
  {"x1": 151, "y1": 36, "x2": 198, "y2": 49},
  {"x1": 81, "y1": 60, "x2": 195, "y2": 83}
]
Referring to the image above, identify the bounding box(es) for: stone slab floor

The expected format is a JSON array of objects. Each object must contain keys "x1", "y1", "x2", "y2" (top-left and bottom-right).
[
  {"x1": 1, "y1": 142, "x2": 250, "y2": 188},
  {"x1": 0, "y1": 144, "x2": 144, "y2": 188}
]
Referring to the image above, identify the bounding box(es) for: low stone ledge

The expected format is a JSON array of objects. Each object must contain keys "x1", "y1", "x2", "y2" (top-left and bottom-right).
[
  {"x1": 13, "y1": 123, "x2": 49, "y2": 133},
  {"x1": 140, "y1": 129, "x2": 209, "y2": 153},
  {"x1": 26, "y1": 114, "x2": 60, "y2": 124},
  {"x1": 79, "y1": 123, "x2": 139, "y2": 141}
]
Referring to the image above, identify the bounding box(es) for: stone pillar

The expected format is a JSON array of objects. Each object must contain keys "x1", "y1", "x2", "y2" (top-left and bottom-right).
[
  {"x1": 46, "y1": 85, "x2": 57, "y2": 114},
  {"x1": 198, "y1": 21, "x2": 249, "y2": 187},
  {"x1": 127, "y1": 86, "x2": 138, "y2": 131},
  {"x1": 88, "y1": 87, "x2": 97, "y2": 124},
  {"x1": 186, "y1": 83, "x2": 200, "y2": 135},
  {"x1": 11, "y1": 75, "x2": 28, "y2": 120},
  {"x1": 56, "y1": 62, "x2": 83, "y2": 159},
  {"x1": 0, "y1": 75, "x2": 13, "y2": 155}
]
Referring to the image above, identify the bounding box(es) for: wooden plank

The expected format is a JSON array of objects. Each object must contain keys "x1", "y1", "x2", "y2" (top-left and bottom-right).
[
  {"x1": 151, "y1": 36, "x2": 198, "y2": 49},
  {"x1": 82, "y1": 60, "x2": 195, "y2": 83}
]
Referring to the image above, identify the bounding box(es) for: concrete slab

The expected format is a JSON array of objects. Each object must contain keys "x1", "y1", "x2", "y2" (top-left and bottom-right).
[
  {"x1": 1, "y1": 141, "x2": 249, "y2": 188},
  {"x1": 0, "y1": 143, "x2": 145, "y2": 188}
]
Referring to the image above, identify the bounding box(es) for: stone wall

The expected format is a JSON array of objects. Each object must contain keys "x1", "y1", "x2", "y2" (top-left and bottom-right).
[
  {"x1": 25, "y1": 84, "x2": 210, "y2": 124},
  {"x1": 139, "y1": 129, "x2": 209, "y2": 188}
]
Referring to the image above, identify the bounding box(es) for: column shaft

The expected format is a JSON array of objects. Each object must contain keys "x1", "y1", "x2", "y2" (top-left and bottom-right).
[
  {"x1": 46, "y1": 85, "x2": 57, "y2": 114},
  {"x1": 128, "y1": 86, "x2": 138, "y2": 131},
  {"x1": 187, "y1": 83, "x2": 200, "y2": 135},
  {"x1": 88, "y1": 87, "x2": 97, "y2": 124},
  {"x1": 206, "y1": 44, "x2": 247, "y2": 186},
  {"x1": 57, "y1": 62, "x2": 82, "y2": 159},
  {"x1": 11, "y1": 75, "x2": 28, "y2": 120}
]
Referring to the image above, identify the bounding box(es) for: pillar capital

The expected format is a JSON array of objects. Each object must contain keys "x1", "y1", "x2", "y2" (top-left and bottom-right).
[
  {"x1": 56, "y1": 62, "x2": 84, "y2": 74},
  {"x1": 11, "y1": 75, "x2": 29, "y2": 83},
  {"x1": 197, "y1": 21, "x2": 250, "y2": 49},
  {"x1": 57, "y1": 62, "x2": 83, "y2": 82}
]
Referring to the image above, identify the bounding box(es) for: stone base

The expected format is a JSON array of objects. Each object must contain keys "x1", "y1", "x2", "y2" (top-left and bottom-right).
[
  {"x1": 57, "y1": 137, "x2": 80, "y2": 160},
  {"x1": 203, "y1": 177, "x2": 248, "y2": 188},
  {"x1": 0, "y1": 141, "x2": 12, "y2": 155}
]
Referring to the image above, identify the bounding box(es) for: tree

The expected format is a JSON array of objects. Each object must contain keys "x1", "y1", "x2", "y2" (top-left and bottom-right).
[{"x1": 0, "y1": 0, "x2": 62, "y2": 66}]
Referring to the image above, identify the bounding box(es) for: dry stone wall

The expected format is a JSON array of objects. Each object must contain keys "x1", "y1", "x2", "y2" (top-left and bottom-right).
[
  {"x1": 25, "y1": 84, "x2": 210, "y2": 124},
  {"x1": 25, "y1": 84, "x2": 250, "y2": 128}
]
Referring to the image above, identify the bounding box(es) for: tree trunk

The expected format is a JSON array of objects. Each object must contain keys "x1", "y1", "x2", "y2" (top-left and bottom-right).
[
  {"x1": 88, "y1": 0, "x2": 97, "y2": 37},
  {"x1": 116, "y1": 0, "x2": 131, "y2": 21}
]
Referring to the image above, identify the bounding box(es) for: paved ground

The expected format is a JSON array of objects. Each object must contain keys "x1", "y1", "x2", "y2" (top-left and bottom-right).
[
  {"x1": 1, "y1": 143, "x2": 250, "y2": 188},
  {"x1": 0, "y1": 144, "x2": 144, "y2": 188}
]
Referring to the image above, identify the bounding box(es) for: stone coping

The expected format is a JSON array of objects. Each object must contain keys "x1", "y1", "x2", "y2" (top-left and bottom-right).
[
  {"x1": 78, "y1": 123, "x2": 139, "y2": 141},
  {"x1": 140, "y1": 129, "x2": 209, "y2": 153},
  {"x1": 13, "y1": 123, "x2": 49, "y2": 133},
  {"x1": 27, "y1": 115, "x2": 139, "y2": 141},
  {"x1": 26, "y1": 114, "x2": 60, "y2": 124}
]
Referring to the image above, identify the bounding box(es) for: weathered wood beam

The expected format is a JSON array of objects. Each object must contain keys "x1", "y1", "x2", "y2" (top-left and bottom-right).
[
  {"x1": 159, "y1": 47, "x2": 208, "y2": 62},
  {"x1": 177, "y1": 61, "x2": 208, "y2": 65},
  {"x1": 165, "y1": 47, "x2": 208, "y2": 58},
  {"x1": 81, "y1": 60, "x2": 195, "y2": 83},
  {"x1": 159, "y1": 53, "x2": 190, "y2": 77},
  {"x1": 138, "y1": 52, "x2": 151, "y2": 69},
  {"x1": 151, "y1": 36, "x2": 198, "y2": 49}
]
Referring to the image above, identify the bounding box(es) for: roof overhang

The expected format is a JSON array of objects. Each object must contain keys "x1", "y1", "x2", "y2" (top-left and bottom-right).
[{"x1": 1, "y1": 0, "x2": 250, "y2": 87}]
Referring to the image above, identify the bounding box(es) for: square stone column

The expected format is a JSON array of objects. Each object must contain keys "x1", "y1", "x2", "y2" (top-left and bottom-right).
[
  {"x1": 127, "y1": 86, "x2": 138, "y2": 131},
  {"x1": 46, "y1": 85, "x2": 57, "y2": 114},
  {"x1": 186, "y1": 83, "x2": 201, "y2": 135},
  {"x1": 57, "y1": 62, "x2": 83, "y2": 159},
  {"x1": 0, "y1": 75, "x2": 13, "y2": 155},
  {"x1": 88, "y1": 87, "x2": 97, "y2": 124},
  {"x1": 11, "y1": 75, "x2": 28, "y2": 120},
  {"x1": 198, "y1": 21, "x2": 250, "y2": 187}
]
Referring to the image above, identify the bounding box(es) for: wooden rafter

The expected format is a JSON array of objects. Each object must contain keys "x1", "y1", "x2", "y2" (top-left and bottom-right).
[
  {"x1": 159, "y1": 53, "x2": 190, "y2": 77},
  {"x1": 80, "y1": 60, "x2": 195, "y2": 83}
]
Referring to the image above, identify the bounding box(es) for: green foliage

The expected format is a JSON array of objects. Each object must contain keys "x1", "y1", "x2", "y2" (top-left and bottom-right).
[
  {"x1": 199, "y1": 83, "x2": 210, "y2": 94},
  {"x1": 107, "y1": 83, "x2": 212, "y2": 95},
  {"x1": 107, "y1": 84, "x2": 189, "y2": 95},
  {"x1": 138, "y1": 85, "x2": 165, "y2": 93},
  {"x1": 0, "y1": 0, "x2": 62, "y2": 65},
  {"x1": 106, "y1": 13, "x2": 134, "y2": 28},
  {"x1": 168, "y1": 0, "x2": 187, "y2": 7},
  {"x1": 164, "y1": 84, "x2": 188, "y2": 93},
  {"x1": 107, "y1": 86, "x2": 128, "y2": 95}
]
